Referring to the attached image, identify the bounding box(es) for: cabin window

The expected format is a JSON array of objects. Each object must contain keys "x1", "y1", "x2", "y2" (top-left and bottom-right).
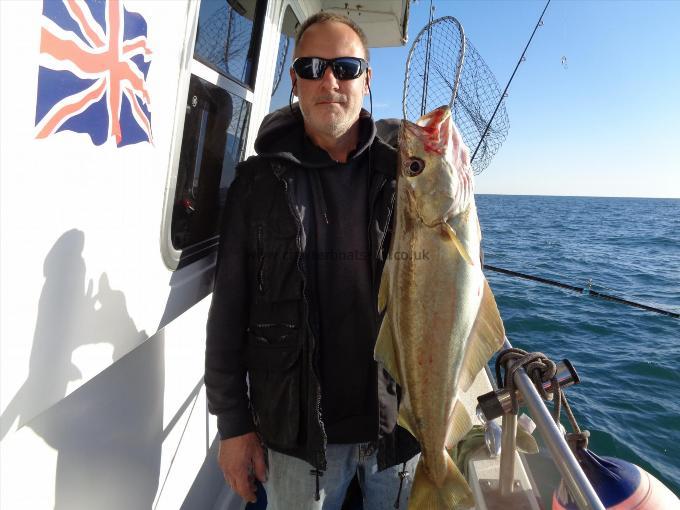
[
  {"x1": 269, "y1": 6, "x2": 299, "y2": 113},
  {"x1": 171, "y1": 75, "x2": 250, "y2": 252},
  {"x1": 194, "y1": 0, "x2": 267, "y2": 88},
  {"x1": 163, "y1": 0, "x2": 266, "y2": 268}
]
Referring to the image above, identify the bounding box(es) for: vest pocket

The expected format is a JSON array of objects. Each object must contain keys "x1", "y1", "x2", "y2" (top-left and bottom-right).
[
  {"x1": 267, "y1": 225, "x2": 302, "y2": 301},
  {"x1": 252, "y1": 223, "x2": 303, "y2": 303},
  {"x1": 246, "y1": 329, "x2": 302, "y2": 449}
]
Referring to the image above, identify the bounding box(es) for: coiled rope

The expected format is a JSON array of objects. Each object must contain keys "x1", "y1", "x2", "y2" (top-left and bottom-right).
[{"x1": 496, "y1": 348, "x2": 589, "y2": 449}]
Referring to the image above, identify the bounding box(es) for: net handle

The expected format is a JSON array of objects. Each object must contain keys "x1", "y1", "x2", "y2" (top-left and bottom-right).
[{"x1": 402, "y1": 16, "x2": 467, "y2": 120}]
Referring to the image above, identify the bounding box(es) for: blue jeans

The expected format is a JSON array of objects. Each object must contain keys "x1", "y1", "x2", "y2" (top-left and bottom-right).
[{"x1": 263, "y1": 442, "x2": 420, "y2": 510}]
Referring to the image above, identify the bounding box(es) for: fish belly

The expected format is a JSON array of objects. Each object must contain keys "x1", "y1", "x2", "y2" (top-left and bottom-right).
[{"x1": 399, "y1": 222, "x2": 481, "y2": 481}]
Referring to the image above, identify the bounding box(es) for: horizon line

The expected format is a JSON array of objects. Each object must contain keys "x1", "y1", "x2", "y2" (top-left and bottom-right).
[{"x1": 475, "y1": 193, "x2": 680, "y2": 200}]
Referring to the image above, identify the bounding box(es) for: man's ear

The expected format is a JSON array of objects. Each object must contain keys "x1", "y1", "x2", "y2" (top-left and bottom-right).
[
  {"x1": 289, "y1": 68, "x2": 297, "y2": 96},
  {"x1": 364, "y1": 67, "x2": 372, "y2": 95}
]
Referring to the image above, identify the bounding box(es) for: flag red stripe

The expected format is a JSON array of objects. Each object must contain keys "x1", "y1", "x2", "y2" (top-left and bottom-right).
[
  {"x1": 122, "y1": 39, "x2": 151, "y2": 56},
  {"x1": 36, "y1": 79, "x2": 107, "y2": 138},
  {"x1": 40, "y1": 28, "x2": 107, "y2": 74},
  {"x1": 66, "y1": 0, "x2": 105, "y2": 48},
  {"x1": 125, "y1": 88, "x2": 152, "y2": 141},
  {"x1": 106, "y1": 0, "x2": 122, "y2": 142}
]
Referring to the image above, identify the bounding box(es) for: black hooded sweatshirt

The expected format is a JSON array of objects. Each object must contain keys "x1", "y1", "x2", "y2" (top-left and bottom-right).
[{"x1": 255, "y1": 105, "x2": 378, "y2": 443}]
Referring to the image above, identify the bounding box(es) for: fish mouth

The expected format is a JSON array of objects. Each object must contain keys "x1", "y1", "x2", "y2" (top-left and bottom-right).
[
  {"x1": 401, "y1": 106, "x2": 452, "y2": 154},
  {"x1": 416, "y1": 105, "x2": 452, "y2": 127}
]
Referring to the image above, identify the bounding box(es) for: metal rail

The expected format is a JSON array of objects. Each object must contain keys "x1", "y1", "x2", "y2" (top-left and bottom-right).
[{"x1": 499, "y1": 338, "x2": 606, "y2": 510}]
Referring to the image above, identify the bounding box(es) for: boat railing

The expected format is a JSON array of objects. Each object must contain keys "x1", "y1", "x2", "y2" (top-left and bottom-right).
[{"x1": 488, "y1": 338, "x2": 606, "y2": 510}]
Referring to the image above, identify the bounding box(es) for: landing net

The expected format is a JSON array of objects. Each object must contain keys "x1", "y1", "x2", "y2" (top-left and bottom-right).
[{"x1": 403, "y1": 16, "x2": 510, "y2": 175}]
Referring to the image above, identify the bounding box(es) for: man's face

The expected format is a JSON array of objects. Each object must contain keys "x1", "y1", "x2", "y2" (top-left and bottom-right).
[{"x1": 290, "y1": 21, "x2": 371, "y2": 140}]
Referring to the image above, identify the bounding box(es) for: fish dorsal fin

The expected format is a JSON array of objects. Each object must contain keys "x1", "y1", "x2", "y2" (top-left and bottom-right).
[
  {"x1": 374, "y1": 315, "x2": 402, "y2": 388},
  {"x1": 377, "y1": 260, "x2": 390, "y2": 313},
  {"x1": 375, "y1": 314, "x2": 413, "y2": 436},
  {"x1": 458, "y1": 278, "x2": 506, "y2": 392},
  {"x1": 442, "y1": 223, "x2": 474, "y2": 266}
]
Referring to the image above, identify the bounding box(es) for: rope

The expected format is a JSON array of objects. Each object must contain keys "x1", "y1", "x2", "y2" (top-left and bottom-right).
[
  {"x1": 561, "y1": 393, "x2": 589, "y2": 450},
  {"x1": 496, "y1": 348, "x2": 558, "y2": 418},
  {"x1": 484, "y1": 264, "x2": 679, "y2": 319},
  {"x1": 496, "y1": 348, "x2": 590, "y2": 450}
]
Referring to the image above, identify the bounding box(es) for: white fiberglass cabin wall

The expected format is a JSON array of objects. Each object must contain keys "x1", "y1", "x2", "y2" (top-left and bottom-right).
[{"x1": 0, "y1": 1, "x2": 408, "y2": 508}]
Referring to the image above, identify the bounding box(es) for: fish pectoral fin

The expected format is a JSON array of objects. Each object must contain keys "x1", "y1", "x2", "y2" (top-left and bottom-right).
[
  {"x1": 458, "y1": 278, "x2": 506, "y2": 391},
  {"x1": 408, "y1": 453, "x2": 473, "y2": 510},
  {"x1": 441, "y1": 223, "x2": 474, "y2": 266},
  {"x1": 445, "y1": 399, "x2": 473, "y2": 450},
  {"x1": 374, "y1": 316, "x2": 402, "y2": 387}
]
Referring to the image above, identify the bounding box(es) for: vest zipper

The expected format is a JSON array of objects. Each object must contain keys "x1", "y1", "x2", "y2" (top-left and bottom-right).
[
  {"x1": 377, "y1": 191, "x2": 397, "y2": 260},
  {"x1": 256, "y1": 224, "x2": 265, "y2": 294},
  {"x1": 367, "y1": 176, "x2": 387, "y2": 299},
  {"x1": 275, "y1": 170, "x2": 328, "y2": 471}
]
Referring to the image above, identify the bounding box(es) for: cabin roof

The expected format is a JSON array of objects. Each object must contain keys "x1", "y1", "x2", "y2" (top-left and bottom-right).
[{"x1": 319, "y1": 0, "x2": 410, "y2": 47}]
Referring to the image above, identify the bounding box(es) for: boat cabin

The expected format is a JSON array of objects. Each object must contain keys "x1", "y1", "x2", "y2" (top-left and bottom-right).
[{"x1": 0, "y1": 1, "x2": 408, "y2": 508}]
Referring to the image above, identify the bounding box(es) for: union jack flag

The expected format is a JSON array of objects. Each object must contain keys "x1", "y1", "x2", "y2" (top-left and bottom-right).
[{"x1": 35, "y1": 0, "x2": 153, "y2": 147}]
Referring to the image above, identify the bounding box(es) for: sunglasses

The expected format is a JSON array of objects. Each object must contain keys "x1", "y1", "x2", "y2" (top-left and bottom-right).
[{"x1": 292, "y1": 56, "x2": 369, "y2": 81}]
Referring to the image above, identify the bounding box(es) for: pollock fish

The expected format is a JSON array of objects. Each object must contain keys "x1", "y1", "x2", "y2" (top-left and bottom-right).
[{"x1": 375, "y1": 106, "x2": 505, "y2": 509}]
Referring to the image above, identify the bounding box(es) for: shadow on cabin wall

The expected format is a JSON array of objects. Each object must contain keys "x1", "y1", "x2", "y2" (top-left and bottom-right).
[{"x1": 0, "y1": 229, "x2": 162, "y2": 509}]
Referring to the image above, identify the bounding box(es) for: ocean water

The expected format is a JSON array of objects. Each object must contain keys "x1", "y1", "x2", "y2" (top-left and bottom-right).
[{"x1": 477, "y1": 194, "x2": 680, "y2": 496}]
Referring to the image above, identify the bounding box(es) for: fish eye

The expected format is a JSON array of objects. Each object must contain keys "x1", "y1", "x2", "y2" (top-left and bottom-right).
[{"x1": 406, "y1": 158, "x2": 425, "y2": 176}]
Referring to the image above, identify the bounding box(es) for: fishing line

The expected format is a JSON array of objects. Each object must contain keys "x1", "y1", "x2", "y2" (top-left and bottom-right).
[
  {"x1": 483, "y1": 264, "x2": 679, "y2": 319},
  {"x1": 470, "y1": 0, "x2": 551, "y2": 164}
]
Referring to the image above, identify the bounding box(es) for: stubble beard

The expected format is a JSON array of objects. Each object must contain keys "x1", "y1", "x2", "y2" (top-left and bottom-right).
[
  {"x1": 321, "y1": 115, "x2": 353, "y2": 139},
  {"x1": 300, "y1": 99, "x2": 362, "y2": 140}
]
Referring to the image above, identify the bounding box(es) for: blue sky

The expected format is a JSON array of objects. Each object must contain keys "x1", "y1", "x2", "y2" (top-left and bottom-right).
[{"x1": 369, "y1": 0, "x2": 680, "y2": 198}]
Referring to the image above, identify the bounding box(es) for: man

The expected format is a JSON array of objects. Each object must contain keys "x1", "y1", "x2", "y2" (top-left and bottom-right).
[{"x1": 205, "y1": 12, "x2": 419, "y2": 509}]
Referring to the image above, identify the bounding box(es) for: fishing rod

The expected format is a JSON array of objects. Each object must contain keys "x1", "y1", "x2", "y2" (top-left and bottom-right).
[
  {"x1": 468, "y1": 5, "x2": 677, "y2": 320},
  {"x1": 484, "y1": 264, "x2": 679, "y2": 319},
  {"x1": 470, "y1": 0, "x2": 551, "y2": 164}
]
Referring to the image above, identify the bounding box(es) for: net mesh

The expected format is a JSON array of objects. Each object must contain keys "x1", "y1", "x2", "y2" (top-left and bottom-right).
[
  {"x1": 404, "y1": 17, "x2": 509, "y2": 175},
  {"x1": 195, "y1": 5, "x2": 253, "y2": 84}
]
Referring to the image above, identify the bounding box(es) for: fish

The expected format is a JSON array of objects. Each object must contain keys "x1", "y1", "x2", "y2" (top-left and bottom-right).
[{"x1": 375, "y1": 106, "x2": 506, "y2": 509}]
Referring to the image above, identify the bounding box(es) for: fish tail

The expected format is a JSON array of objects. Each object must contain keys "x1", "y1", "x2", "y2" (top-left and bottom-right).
[{"x1": 407, "y1": 454, "x2": 473, "y2": 510}]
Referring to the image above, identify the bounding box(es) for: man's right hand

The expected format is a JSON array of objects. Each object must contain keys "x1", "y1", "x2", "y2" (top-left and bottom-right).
[{"x1": 218, "y1": 432, "x2": 267, "y2": 503}]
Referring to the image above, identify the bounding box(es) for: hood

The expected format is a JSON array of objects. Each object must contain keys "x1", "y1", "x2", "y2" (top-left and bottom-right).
[{"x1": 254, "y1": 103, "x2": 377, "y2": 168}]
